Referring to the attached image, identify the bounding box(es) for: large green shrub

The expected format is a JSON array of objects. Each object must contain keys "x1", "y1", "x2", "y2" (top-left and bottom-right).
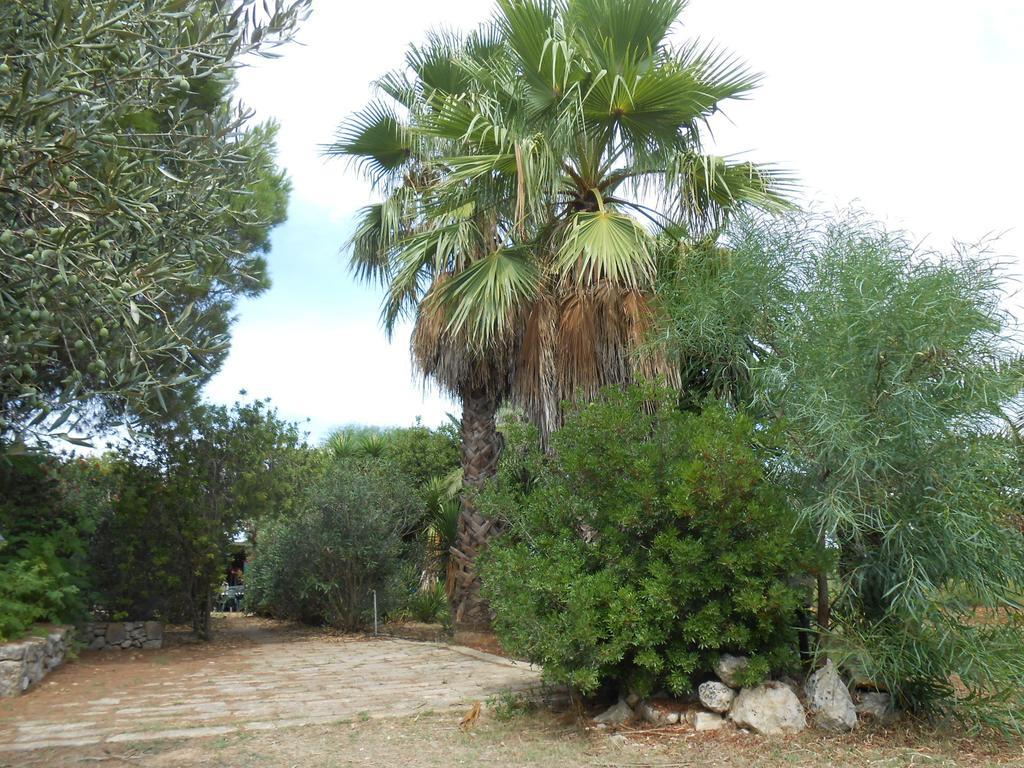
[
  {"x1": 381, "y1": 422, "x2": 461, "y2": 489},
  {"x1": 247, "y1": 463, "x2": 421, "y2": 631},
  {"x1": 81, "y1": 401, "x2": 309, "y2": 634},
  {"x1": 0, "y1": 454, "x2": 92, "y2": 639},
  {"x1": 84, "y1": 458, "x2": 188, "y2": 622},
  {"x1": 481, "y1": 387, "x2": 821, "y2": 697}
]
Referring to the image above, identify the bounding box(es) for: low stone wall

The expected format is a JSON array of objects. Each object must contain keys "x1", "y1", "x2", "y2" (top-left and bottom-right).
[
  {"x1": 83, "y1": 621, "x2": 164, "y2": 651},
  {"x1": 0, "y1": 626, "x2": 73, "y2": 697}
]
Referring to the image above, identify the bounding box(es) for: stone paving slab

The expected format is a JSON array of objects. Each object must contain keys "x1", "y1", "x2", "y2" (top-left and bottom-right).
[{"x1": 0, "y1": 628, "x2": 541, "y2": 754}]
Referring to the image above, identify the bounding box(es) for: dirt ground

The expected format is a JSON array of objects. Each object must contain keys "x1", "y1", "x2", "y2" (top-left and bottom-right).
[
  {"x1": 3, "y1": 615, "x2": 1024, "y2": 767},
  {"x1": 8, "y1": 708, "x2": 1024, "y2": 768}
]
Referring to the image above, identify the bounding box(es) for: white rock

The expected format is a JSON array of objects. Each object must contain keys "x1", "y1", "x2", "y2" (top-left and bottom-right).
[
  {"x1": 728, "y1": 682, "x2": 806, "y2": 735},
  {"x1": 856, "y1": 692, "x2": 896, "y2": 724},
  {"x1": 0, "y1": 643, "x2": 27, "y2": 662},
  {"x1": 594, "y1": 699, "x2": 633, "y2": 726},
  {"x1": 698, "y1": 681, "x2": 736, "y2": 713},
  {"x1": 715, "y1": 654, "x2": 749, "y2": 688},
  {"x1": 805, "y1": 660, "x2": 857, "y2": 732},
  {"x1": 694, "y1": 711, "x2": 726, "y2": 731},
  {"x1": 638, "y1": 700, "x2": 679, "y2": 725},
  {"x1": 0, "y1": 660, "x2": 21, "y2": 697}
]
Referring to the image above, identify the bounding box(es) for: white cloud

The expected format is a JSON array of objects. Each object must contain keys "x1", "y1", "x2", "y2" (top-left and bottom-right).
[
  {"x1": 681, "y1": 0, "x2": 1024, "y2": 266},
  {"x1": 205, "y1": 316, "x2": 454, "y2": 444},
  {"x1": 236, "y1": 0, "x2": 493, "y2": 217}
]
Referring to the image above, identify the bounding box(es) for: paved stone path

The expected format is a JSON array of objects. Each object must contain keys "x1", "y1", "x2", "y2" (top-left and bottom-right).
[{"x1": 0, "y1": 618, "x2": 541, "y2": 754}]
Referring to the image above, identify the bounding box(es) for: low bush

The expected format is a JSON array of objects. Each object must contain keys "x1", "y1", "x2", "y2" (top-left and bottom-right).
[
  {"x1": 0, "y1": 536, "x2": 82, "y2": 642},
  {"x1": 247, "y1": 462, "x2": 421, "y2": 630},
  {"x1": 402, "y1": 584, "x2": 450, "y2": 625},
  {"x1": 0, "y1": 454, "x2": 91, "y2": 640},
  {"x1": 481, "y1": 386, "x2": 822, "y2": 697}
]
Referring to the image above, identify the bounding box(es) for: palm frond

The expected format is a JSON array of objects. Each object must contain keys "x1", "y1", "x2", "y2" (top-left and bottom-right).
[
  {"x1": 347, "y1": 203, "x2": 397, "y2": 286},
  {"x1": 674, "y1": 39, "x2": 762, "y2": 105},
  {"x1": 582, "y1": 62, "x2": 713, "y2": 151},
  {"x1": 556, "y1": 210, "x2": 655, "y2": 287},
  {"x1": 323, "y1": 101, "x2": 411, "y2": 188},
  {"x1": 408, "y1": 29, "x2": 474, "y2": 98},
  {"x1": 496, "y1": 0, "x2": 576, "y2": 112},
  {"x1": 374, "y1": 68, "x2": 419, "y2": 111},
  {"x1": 666, "y1": 153, "x2": 799, "y2": 235},
  {"x1": 433, "y1": 247, "x2": 542, "y2": 346},
  {"x1": 568, "y1": 0, "x2": 684, "y2": 69}
]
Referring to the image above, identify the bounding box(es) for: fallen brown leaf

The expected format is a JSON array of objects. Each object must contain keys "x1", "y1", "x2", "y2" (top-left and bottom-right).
[{"x1": 460, "y1": 700, "x2": 482, "y2": 731}]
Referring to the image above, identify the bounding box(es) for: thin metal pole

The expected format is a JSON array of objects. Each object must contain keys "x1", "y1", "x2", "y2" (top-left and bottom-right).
[{"x1": 372, "y1": 590, "x2": 378, "y2": 636}]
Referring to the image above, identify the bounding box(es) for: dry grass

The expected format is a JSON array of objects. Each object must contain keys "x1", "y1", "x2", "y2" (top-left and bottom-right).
[{"x1": 8, "y1": 706, "x2": 1024, "y2": 768}]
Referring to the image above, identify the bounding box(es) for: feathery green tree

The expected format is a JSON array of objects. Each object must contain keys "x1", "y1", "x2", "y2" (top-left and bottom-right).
[{"x1": 659, "y1": 211, "x2": 1024, "y2": 730}]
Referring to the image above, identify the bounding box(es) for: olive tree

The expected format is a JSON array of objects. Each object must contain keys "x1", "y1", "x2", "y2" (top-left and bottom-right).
[{"x1": 0, "y1": 0, "x2": 309, "y2": 448}]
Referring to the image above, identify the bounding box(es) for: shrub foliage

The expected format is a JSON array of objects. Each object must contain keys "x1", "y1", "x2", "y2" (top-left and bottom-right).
[
  {"x1": 481, "y1": 387, "x2": 820, "y2": 696},
  {"x1": 247, "y1": 462, "x2": 421, "y2": 631}
]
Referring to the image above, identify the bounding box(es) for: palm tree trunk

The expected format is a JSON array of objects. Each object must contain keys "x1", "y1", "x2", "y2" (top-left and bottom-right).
[{"x1": 450, "y1": 386, "x2": 503, "y2": 627}]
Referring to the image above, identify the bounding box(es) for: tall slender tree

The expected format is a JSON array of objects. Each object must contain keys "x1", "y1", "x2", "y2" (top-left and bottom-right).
[{"x1": 327, "y1": 0, "x2": 793, "y2": 624}]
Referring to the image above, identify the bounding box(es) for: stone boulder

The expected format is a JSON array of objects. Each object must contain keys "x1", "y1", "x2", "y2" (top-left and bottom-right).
[
  {"x1": 856, "y1": 692, "x2": 896, "y2": 724},
  {"x1": 0, "y1": 660, "x2": 21, "y2": 697},
  {"x1": 693, "y1": 711, "x2": 726, "y2": 731},
  {"x1": 698, "y1": 681, "x2": 735, "y2": 714},
  {"x1": 104, "y1": 623, "x2": 126, "y2": 646},
  {"x1": 144, "y1": 621, "x2": 164, "y2": 646},
  {"x1": 594, "y1": 699, "x2": 634, "y2": 726},
  {"x1": 805, "y1": 660, "x2": 856, "y2": 732},
  {"x1": 0, "y1": 642, "x2": 26, "y2": 662},
  {"x1": 714, "y1": 654, "x2": 749, "y2": 688},
  {"x1": 21, "y1": 644, "x2": 43, "y2": 690},
  {"x1": 638, "y1": 700, "x2": 679, "y2": 725},
  {"x1": 729, "y1": 682, "x2": 806, "y2": 735}
]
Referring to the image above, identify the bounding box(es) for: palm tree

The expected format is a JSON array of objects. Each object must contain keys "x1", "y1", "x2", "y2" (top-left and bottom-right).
[{"x1": 325, "y1": 0, "x2": 794, "y2": 626}]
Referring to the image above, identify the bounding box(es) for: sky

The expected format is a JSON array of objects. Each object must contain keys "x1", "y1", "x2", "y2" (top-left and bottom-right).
[{"x1": 203, "y1": 0, "x2": 1024, "y2": 445}]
